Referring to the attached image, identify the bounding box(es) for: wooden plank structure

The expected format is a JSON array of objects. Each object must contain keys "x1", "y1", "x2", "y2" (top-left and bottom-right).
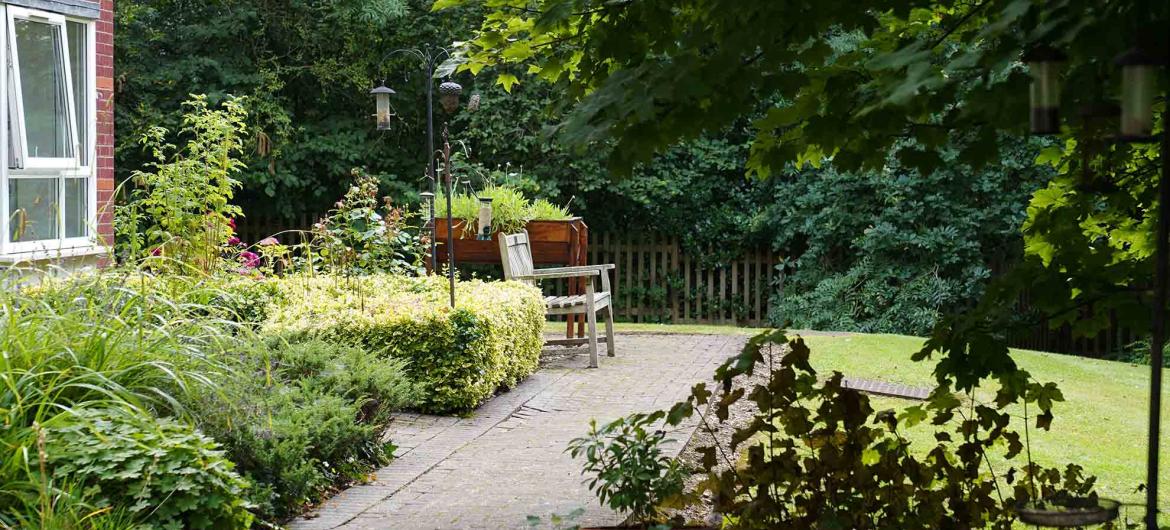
[
  {"x1": 433, "y1": 217, "x2": 591, "y2": 338},
  {"x1": 236, "y1": 215, "x2": 1146, "y2": 359},
  {"x1": 584, "y1": 232, "x2": 777, "y2": 326},
  {"x1": 499, "y1": 230, "x2": 616, "y2": 368}
]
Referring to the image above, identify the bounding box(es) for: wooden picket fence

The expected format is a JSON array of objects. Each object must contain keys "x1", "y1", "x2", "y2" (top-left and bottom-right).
[
  {"x1": 583, "y1": 232, "x2": 778, "y2": 326},
  {"x1": 239, "y1": 213, "x2": 779, "y2": 327}
]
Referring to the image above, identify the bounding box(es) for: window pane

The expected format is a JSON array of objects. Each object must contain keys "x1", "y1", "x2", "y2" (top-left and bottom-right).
[
  {"x1": 14, "y1": 18, "x2": 73, "y2": 160},
  {"x1": 7, "y1": 80, "x2": 18, "y2": 169},
  {"x1": 67, "y1": 21, "x2": 87, "y2": 166},
  {"x1": 7, "y1": 59, "x2": 21, "y2": 169},
  {"x1": 9, "y1": 177, "x2": 58, "y2": 242},
  {"x1": 64, "y1": 177, "x2": 85, "y2": 238}
]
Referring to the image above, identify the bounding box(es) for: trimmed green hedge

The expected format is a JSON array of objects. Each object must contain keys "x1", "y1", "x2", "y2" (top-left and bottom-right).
[{"x1": 262, "y1": 275, "x2": 545, "y2": 414}]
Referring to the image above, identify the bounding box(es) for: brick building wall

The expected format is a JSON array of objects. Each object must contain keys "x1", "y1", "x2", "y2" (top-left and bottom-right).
[{"x1": 95, "y1": 0, "x2": 113, "y2": 247}]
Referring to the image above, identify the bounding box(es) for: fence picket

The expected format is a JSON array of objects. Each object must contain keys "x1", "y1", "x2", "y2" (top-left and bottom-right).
[{"x1": 683, "y1": 252, "x2": 691, "y2": 323}]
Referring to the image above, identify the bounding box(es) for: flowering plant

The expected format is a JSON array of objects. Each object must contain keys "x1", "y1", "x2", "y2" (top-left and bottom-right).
[
  {"x1": 115, "y1": 96, "x2": 247, "y2": 272},
  {"x1": 309, "y1": 168, "x2": 427, "y2": 276}
]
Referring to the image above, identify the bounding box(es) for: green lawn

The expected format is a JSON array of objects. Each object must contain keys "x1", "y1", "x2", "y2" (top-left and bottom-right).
[
  {"x1": 801, "y1": 333, "x2": 1169, "y2": 514},
  {"x1": 547, "y1": 323, "x2": 1170, "y2": 517}
]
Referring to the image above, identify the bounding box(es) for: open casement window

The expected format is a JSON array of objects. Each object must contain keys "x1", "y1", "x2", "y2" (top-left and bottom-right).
[
  {"x1": 1, "y1": 6, "x2": 95, "y2": 253},
  {"x1": 7, "y1": 7, "x2": 77, "y2": 169}
]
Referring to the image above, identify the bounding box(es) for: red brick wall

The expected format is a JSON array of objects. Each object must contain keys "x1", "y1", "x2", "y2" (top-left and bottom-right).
[{"x1": 95, "y1": 0, "x2": 113, "y2": 246}]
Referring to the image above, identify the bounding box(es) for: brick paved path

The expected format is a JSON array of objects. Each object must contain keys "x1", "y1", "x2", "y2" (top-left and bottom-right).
[{"x1": 290, "y1": 333, "x2": 744, "y2": 530}]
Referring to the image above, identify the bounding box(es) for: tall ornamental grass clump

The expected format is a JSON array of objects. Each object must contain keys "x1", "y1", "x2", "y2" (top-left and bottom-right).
[
  {"x1": 436, "y1": 184, "x2": 572, "y2": 237},
  {"x1": 0, "y1": 271, "x2": 253, "y2": 528},
  {"x1": 262, "y1": 274, "x2": 545, "y2": 414}
]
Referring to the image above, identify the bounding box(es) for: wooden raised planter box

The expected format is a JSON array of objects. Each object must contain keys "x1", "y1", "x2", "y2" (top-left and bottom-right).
[{"x1": 432, "y1": 217, "x2": 590, "y2": 338}]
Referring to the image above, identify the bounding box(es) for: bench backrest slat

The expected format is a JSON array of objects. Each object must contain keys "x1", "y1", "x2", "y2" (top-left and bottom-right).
[{"x1": 499, "y1": 230, "x2": 535, "y2": 285}]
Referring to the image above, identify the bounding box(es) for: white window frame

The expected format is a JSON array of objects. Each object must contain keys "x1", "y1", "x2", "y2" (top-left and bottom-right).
[
  {"x1": 7, "y1": 6, "x2": 78, "y2": 169},
  {"x1": 0, "y1": 4, "x2": 96, "y2": 255}
]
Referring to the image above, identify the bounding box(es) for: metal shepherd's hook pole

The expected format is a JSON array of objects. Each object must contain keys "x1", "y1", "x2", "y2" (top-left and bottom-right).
[
  {"x1": 426, "y1": 54, "x2": 438, "y2": 273},
  {"x1": 1146, "y1": 82, "x2": 1168, "y2": 530},
  {"x1": 442, "y1": 125, "x2": 455, "y2": 308}
]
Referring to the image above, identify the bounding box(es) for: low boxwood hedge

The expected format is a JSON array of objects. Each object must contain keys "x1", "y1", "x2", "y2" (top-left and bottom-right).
[{"x1": 262, "y1": 275, "x2": 544, "y2": 414}]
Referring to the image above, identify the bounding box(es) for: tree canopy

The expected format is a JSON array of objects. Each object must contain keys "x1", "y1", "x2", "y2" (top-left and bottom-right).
[{"x1": 441, "y1": 0, "x2": 1168, "y2": 381}]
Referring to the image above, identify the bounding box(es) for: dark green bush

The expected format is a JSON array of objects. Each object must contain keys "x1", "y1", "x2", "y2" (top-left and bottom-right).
[
  {"x1": 765, "y1": 138, "x2": 1051, "y2": 335},
  {"x1": 46, "y1": 408, "x2": 253, "y2": 530},
  {"x1": 263, "y1": 275, "x2": 545, "y2": 414},
  {"x1": 267, "y1": 338, "x2": 420, "y2": 424},
  {"x1": 190, "y1": 338, "x2": 416, "y2": 521}
]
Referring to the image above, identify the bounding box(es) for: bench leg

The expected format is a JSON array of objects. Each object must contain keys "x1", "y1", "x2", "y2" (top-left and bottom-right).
[
  {"x1": 603, "y1": 304, "x2": 615, "y2": 357},
  {"x1": 585, "y1": 283, "x2": 599, "y2": 368}
]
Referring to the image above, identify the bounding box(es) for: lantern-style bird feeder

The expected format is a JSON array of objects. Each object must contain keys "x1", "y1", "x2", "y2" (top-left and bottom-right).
[
  {"x1": 477, "y1": 197, "x2": 494, "y2": 240},
  {"x1": 370, "y1": 84, "x2": 397, "y2": 130},
  {"x1": 1114, "y1": 47, "x2": 1160, "y2": 141},
  {"x1": 1023, "y1": 45, "x2": 1067, "y2": 135},
  {"x1": 439, "y1": 81, "x2": 463, "y2": 113}
]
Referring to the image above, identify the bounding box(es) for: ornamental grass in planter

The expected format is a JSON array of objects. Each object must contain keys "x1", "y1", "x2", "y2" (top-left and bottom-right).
[{"x1": 435, "y1": 185, "x2": 572, "y2": 238}]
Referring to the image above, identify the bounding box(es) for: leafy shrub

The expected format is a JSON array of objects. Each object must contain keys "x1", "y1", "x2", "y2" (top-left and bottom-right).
[
  {"x1": 115, "y1": 95, "x2": 248, "y2": 272},
  {"x1": 765, "y1": 138, "x2": 1051, "y2": 335},
  {"x1": 309, "y1": 168, "x2": 427, "y2": 276},
  {"x1": 208, "y1": 276, "x2": 287, "y2": 324},
  {"x1": 642, "y1": 330, "x2": 1095, "y2": 529},
  {"x1": 267, "y1": 338, "x2": 420, "y2": 424},
  {"x1": 262, "y1": 274, "x2": 545, "y2": 413},
  {"x1": 46, "y1": 408, "x2": 253, "y2": 530},
  {"x1": 0, "y1": 276, "x2": 223, "y2": 475},
  {"x1": 567, "y1": 415, "x2": 686, "y2": 526},
  {"x1": 189, "y1": 338, "x2": 417, "y2": 521}
]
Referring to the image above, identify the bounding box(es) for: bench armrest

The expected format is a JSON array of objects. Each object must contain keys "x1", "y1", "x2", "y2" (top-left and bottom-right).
[{"x1": 515, "y1": 267, "x2": 600, "y2": 280}]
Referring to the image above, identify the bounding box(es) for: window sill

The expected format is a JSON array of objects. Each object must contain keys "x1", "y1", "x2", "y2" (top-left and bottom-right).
[{"x1": 0, "y1": 245, "x2": 111, "y2": 263}]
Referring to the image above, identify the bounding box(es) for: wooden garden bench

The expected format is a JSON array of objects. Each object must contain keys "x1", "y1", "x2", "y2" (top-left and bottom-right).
[{"x1": 499, "y1": 230, "x2": 616, "y2": 368}]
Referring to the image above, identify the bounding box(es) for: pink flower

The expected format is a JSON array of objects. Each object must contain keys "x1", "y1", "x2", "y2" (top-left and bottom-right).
[
  {"x1": 227, "y1": 218, "x2": 237, "y2": 230},
  {"x1": 238, "y1": 251, "x2": 260, "y2": 268},
  {"x1": 150, "y1": 247, "x2": 162, "y2": 256},
  {"x1": 258, "y1": 237, "x2": 279, "y2": 246},
  {"x1": 227, "y1": 236, "x2": 241, "y2": 246}
]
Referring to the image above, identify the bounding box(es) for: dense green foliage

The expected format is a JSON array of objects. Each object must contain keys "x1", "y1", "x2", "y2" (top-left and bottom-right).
[
  {"x1": 115, "y1": 0, "x2": 476, "y2": 217},
  {"x1": 263, "y1": 274, "x2": 545, "y2": 413},
  {"x1": 0, "y1": 273, "x2": 240, "y2": 527},
  {"x1": 610, "y1": 330, "x2": 1095, "y2": 529},
  {"x1": 188, "y1": 337, "x2": 418, "y2": 520},
  {"x1": 113, "y1": 0, "x2": 1070, "y2": 337},
  {"x1": 4, "y1": 266, "x2": 545, "y2": 525},
  {"x1": 567, "y1": 415, "x2": 687, "y2": 526},
  {"x1": 441, "y1": 0, "x2": 1167, "y2": 366},
  {"x1": 116, "y1": 96, "x2": 248, "y2": 270},
  {"x1": 769, "y1": 138, "x2": 1051, "y2": 335},
  {"x1": 47, "y1": 408, "x2": 253, "y2": 529}
]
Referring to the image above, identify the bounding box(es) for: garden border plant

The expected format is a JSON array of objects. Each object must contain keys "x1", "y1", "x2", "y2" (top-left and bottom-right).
[
  {"x1": 571, "y1": 329, "x2": 1107, "y2": 529},
  {"x1": 261, "y1": 274, "x2": 545, "y2": 414}
]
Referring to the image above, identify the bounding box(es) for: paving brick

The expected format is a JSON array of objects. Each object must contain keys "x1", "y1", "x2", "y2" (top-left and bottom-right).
[{"x1": 289, "y1": 334, "x2": 742, "y2": 530}]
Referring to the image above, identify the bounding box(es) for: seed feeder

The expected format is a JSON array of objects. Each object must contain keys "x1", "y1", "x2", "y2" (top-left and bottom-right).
[
  {"x1": 1114, "y1": 47, "x2": 1160, "y2": 141},
  {"x1": 477, "y1": 197, "x2": 494, "y2": 240},
  {"x1": 370, "y1": 84, "x2": 397, "y2": 130},
  {"x1": 1023, "y1": 45, "x2": 1067, "y2": 135},
  {"x1": 439, "y1": 81, "x2": 463, "y2": 113}
]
